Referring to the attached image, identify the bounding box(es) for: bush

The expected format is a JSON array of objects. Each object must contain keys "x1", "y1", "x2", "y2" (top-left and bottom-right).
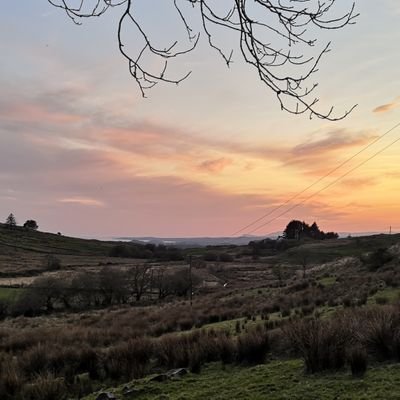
[
  {"x1": 361, "y1": 307, "x2": 400, "y2": 361},
  {"x1": 375, "y1": 296, "x2": 389, "y2": 305},
  {"x1": 237, "y1": 328, "x2": 269, "y2": 365},
  {"x1": 347, "y1": 346, "x2": 367, "y2": 377},
  {"x1": 44, "y1": 254, "x2": 61, "y2": 271},
  {"x1": 204, "y1": 252, "x2": 218, "y2": 262},
  {"x1": 103, "y1": 338, "x2": 153, "y2": 380},
  {"x1": 0, "y1": 358, "x2": 22, "y2": 400},
  {"x1": 219, "y1": 253, "x2": 234, "y2": 262},
  {"x1": 362, "y1": 248, "x2": 393, "y2": 271},
  {"x1": 286, "y1": 318, "x2": 349, "y2": 373},
  {"x1": 20, "y1": 373, "x2": 67, "y2": 400}
]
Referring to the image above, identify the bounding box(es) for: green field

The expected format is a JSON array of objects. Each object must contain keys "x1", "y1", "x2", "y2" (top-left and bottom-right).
[
  {"x1": 0, "y1": 287, "x2": 21, "y2": 302},
  {"x1": 85, "y1": 360, "x2": 400, "y2": 400}
]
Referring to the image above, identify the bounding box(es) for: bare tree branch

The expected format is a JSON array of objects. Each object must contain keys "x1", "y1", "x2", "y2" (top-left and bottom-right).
[{"x1": 47, "y1": 0, "x2": 358, "y2": 120}]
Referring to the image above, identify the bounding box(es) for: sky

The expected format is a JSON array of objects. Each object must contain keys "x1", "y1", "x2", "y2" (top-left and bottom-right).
[{"x1": 0, "y1": 0, "x2": 399, "y2": 238}]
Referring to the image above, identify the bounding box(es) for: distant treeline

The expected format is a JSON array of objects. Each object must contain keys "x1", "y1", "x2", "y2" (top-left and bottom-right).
[
  {"x1": 109, "y1": 243, "x2": 185, "y2": 261},
  {"x1": 0, "y1": 265, "x2": 201, "y2": 318}
]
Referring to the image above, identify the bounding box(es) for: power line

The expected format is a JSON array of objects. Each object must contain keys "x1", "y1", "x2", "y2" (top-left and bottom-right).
[
  {"x1": 247, "y1": 132, "x2": 400, "y2": 235},
  {"x1": 232, "y1": 121, "x2": 400, "y2": 237}
]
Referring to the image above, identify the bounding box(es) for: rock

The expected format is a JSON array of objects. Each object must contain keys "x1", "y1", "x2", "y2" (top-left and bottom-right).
[
  {"x1": 96, "y1": 393, "x2": 117, "y2": 400},
  {"x1": 168, "y1": 368, "x2": 189, "y2": 378},
  {"x1": 149, "y1": 373, "x2": 169, "y2": 382},
  {"x1": 122, "y1": 388, "x2": 143, "y2": 397}
]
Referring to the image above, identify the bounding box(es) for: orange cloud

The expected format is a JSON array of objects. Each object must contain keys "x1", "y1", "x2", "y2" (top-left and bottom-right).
[
  {"x1": 339, "y1": 177, "x2": 377, "y2": 189},
  {"x1": 197, "y1": 158, "x2": 233, "y2": 173},
  {"x1": 373, "y1": 101, "x2": 399, "y2": 114}
]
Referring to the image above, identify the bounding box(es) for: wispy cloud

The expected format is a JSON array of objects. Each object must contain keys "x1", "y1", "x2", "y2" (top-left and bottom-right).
[
  {"x1": 339, "y1": 177, "x2": 377, "y2": 189},
  {"x1": 59, "y1": 197, "x2": 105, "y2": 207},
  {"x1": 197, "y1": 158, "x2": 233, "y2": 173},
  {"x1": 373, "y1": 99, "x2": 399, "y2": 114}
]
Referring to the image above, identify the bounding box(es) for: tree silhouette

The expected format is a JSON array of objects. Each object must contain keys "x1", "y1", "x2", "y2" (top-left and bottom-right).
[
  {"x1": 47, "y1": 0, "x2": 358, "y2": 120},
  {"x1": 5, "y1": 213, "x2": 17, "y2": 228},
  {"x1": 23, "y1": 220, "x2": 39, "y2": 230}
]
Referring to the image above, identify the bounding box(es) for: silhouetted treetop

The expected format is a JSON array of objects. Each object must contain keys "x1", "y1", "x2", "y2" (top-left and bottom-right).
[
  {"x1": 23, "y1": 220, "x2": 39, "y2": 230},
  {"x1": 283, "y1": 219, "x2": 338, "y2": 240},
  {"x1": 5, "y1": 213, "x2": 17, "y2": 228}
]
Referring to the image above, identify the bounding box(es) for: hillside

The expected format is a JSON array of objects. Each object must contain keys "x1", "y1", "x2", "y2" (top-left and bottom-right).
[
  {"x1": 0, "y1": 224, "x2": 140, "y2": 277},
  {"x1": 0, "y1": 226, "x2": 399, "y2": 399}
]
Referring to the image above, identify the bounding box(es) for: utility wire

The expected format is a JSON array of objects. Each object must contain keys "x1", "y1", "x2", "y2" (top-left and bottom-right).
[
  {"x1": 247, "y1": 132, "x2": 400, "y2": 235},
  {"x1": 232, "y1": 121, "x2": 400, "y2": 237}
]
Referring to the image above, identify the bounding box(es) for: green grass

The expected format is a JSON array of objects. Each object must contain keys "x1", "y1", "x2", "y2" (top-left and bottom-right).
[
  {"x1": 368, "y1": 287, "x2": 400, "y2": 305},
  {"x1": 318, "y1": 276, "x2": 337, "y2": 286},
  {"x1": 0, "y1": 287, "x2": 21, "y2": 303},
  {"x1": 85, "y1": 359, "x2": 400, "y2": 400}
]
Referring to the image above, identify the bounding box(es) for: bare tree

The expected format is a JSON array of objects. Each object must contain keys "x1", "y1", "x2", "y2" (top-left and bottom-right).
[
  {"x1": 47, "y1": 0, "x2": 357, "y2": 120},
  {"x1": 126, "y1": 265, "x2": 153, "y2": 301}
]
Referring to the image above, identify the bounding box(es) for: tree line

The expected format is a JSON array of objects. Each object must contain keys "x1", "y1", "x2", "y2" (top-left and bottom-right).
[
  {"x1": 4, "y1": 213, "x2": 38, "y2": 230},
  {"x1": 1, "y1": 265, "x2": 201, "y2": 318}
]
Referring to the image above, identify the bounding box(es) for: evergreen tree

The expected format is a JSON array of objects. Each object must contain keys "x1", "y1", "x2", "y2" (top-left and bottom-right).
[{"x1": 5, "y1": 213, "x2": 16, "y2": 227}]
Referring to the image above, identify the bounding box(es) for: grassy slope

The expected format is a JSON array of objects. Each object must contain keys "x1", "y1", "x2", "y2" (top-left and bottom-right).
[
  {"x1": 277, "y1": 234, "x2": 400, "y2": 265},
  {"x1": 86, "y1": 360, "x2": 400, "y2": 400},
  {"x1": 0, "y1": 224, "x2": 114, "y2": 256}
]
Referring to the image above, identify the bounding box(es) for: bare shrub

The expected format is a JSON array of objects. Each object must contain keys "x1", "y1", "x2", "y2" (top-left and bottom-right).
[
  {"x1": 347, "y1": 346, "x2": 367, "y2": 377},
  {"x1": 360, "y1": 307, "x2": 400, "y2": 361},
  {"x1": 0, "y1": 358, "x2": 22, "y2": 400},
  {"x1": 237, "y1": 327, "x2": 269, "y2": 365},
  {"x1": 20, "y1": 373, "x2": 66, "y2": 400},
  {"x1": 103, "y1": 338, "x2": 153, "y2": 380},
  {"x1": 286, "y1": 318, "x2": 349, "y2": 373}
]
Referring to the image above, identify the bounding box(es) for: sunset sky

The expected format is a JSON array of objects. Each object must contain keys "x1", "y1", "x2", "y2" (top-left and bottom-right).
[{"x1": 1, "y1": 1, "x2": 399, "y2": 238}]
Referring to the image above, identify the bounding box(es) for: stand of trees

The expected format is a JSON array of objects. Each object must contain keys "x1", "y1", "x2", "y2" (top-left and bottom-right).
[
  {"x1": 5, "y1": 265, "x2": 202, "y2": 317},
  {"x1": 109, "y1": 243, "x2": 184, "y2": 261},
  {"x1": 4, "y1": 213, "x2": 39, "y2": 231},
  {"x1": 283, "y1": 220, "x2": 338, "y2": 240}
]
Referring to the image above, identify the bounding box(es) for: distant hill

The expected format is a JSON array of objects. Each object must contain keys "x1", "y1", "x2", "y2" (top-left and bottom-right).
[{"x1": 116, "y1": 235, "x2": 272, "y2": 247}]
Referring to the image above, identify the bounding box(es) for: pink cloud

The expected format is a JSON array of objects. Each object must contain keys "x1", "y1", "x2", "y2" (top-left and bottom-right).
[
  {"x1": 197, "y1": 158, "x2": 233, "y2": 173},
  {"x1": 1, "y1": 103, "x2": 85, "y2": 125}
]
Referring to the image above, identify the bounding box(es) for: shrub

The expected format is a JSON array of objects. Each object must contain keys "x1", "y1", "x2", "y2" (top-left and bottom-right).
[
  {"x1": 103, "y1": 338, "x2": 153, "y2": 380},
  {"x1": 375, "y1": 296, "x2": 389, "y2": 305},
  {"x1": 44, "y1": 254, "x2": 61, "y2": 270},
  {"x1": 286, "y1": 318, "x2": 349, "y2": 373},
  {"x1": 0, "y1": 358, "x2": 22, "y2": 400},
  {"x1": 20, "y1": 373, "x2": 67, "y2": 400},
  {"x1": 347, "y1": 346, "x2": 367, "y2": 377},
  {"x1": 361, "y1": 307, "x2": 400, "y2": 361},
  {"x1": 204, "y1": 252, "x2": 218, "y2": 262},
  {"x1": 219, "y1": 253, "x2": 234, "y2": 262},
  {"x1": 237, "y1": 328, "x2": 269, "y2": 365}
]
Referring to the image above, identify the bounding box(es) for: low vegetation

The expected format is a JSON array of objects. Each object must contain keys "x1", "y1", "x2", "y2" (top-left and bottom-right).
[{"x1": 0, "y1": 222, "x2": 399, "y2": 399}]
